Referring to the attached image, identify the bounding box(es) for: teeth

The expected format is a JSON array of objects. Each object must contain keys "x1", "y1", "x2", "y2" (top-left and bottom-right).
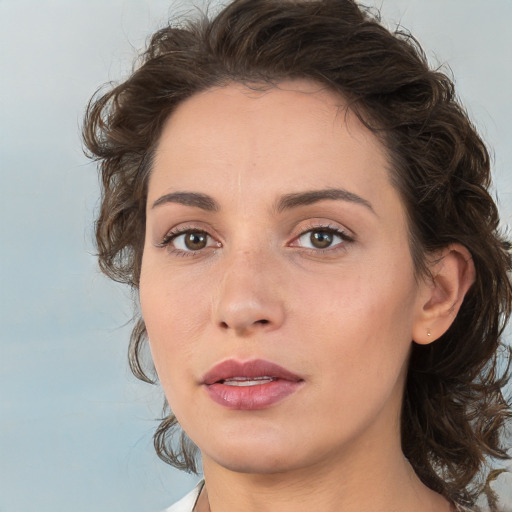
[{"x1": 222, "y1": 377, "x2": 275, "y2": 387}]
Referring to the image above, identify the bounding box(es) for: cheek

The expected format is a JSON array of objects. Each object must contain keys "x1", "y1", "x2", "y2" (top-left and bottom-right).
[
  {"x1": 139, "y1": 258, "x2": 211, "y2": 383},
  {"x1": 307, "y1": 276, "x2": 415, "y2": 419},
  {"x1": 298, "y1": 259, "x2": 416, "y2": 329},
  {"x1": 298, "y1": 258, "x2": 417, "y2": 370}
]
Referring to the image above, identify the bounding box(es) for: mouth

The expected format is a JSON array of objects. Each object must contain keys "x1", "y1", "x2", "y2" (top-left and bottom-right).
[
  {"x1": 201, "y1": 359, "x2": 304, "y2": 410},
  {"x1": 220, "y1": 376, "x2": 277, "y2": 386},
  {"x1": 202, "y1": 359, "x2": 303, "y2": 385}
]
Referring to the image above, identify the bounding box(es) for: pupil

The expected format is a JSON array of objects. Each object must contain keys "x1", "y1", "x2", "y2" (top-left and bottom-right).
[
  {"x1": 185, "y1": 231, "x2": 207, "y2": 250},
  {"x1": 311, "y1": 231, "x2": 333, "y2": 249}
]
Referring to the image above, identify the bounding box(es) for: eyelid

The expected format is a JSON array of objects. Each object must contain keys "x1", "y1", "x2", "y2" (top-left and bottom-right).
[
  {"x1": 155, "y1": 222, "x2": 222, "y2": 255},
  {"x1": 153, "y1": 219, "x2": 354, "y2": 255},
  {"x1": 289, "y1": 220, "x2": 354, "y2": 241},
  {"x1": 287, "y1": 220, "x2": 355, "y2": 252}
]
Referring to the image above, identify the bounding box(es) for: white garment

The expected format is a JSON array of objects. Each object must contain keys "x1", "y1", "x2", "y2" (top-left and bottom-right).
[{"x1": 164, "y1": 481, "x2": 204, "y2": 512}]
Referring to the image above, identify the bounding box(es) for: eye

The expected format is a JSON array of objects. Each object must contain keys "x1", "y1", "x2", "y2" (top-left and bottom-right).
[
  {"x1": 294, "y1": 227, "x2": 349, "y2": 250},
  {"x1": 160, "y1": 228, "x2": 220, "y2": 254},
  {"x1": 174, "y1": 230, "x2": 210, "y2": 251}
]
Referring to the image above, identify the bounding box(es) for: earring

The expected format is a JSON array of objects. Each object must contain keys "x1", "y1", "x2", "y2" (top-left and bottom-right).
[{"x1": 427, "y1": 329, "x2": 432, "y2": 338}]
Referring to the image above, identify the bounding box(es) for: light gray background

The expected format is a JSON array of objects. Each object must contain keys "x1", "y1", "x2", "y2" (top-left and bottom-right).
[{"x1": 1, "y1": 1, "x2": 511, "y2": 511}]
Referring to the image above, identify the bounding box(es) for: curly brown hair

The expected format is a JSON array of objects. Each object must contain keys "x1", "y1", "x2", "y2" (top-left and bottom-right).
[{"x1": 83, "y1": 0, "x2": 512, "y2": 508}]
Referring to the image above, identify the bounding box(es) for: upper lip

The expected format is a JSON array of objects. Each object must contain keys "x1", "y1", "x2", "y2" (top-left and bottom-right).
[{"x1": 201, "y1": 359, "x2": 303, "y2": 385}]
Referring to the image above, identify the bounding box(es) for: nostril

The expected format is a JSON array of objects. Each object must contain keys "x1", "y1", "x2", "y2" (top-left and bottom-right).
[{"x1": 219, "y1": 318, "x2": 269, "y2": 330}]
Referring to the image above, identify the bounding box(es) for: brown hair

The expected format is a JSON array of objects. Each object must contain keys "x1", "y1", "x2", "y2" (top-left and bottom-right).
[{"x1": 83, "y1": 0, "x2": 512, "y2": 508}]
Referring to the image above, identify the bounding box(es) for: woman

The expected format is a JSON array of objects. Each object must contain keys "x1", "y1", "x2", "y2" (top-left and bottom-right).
[{"x1": 83, "y1": 0, "x2": 512, "y2": 510}]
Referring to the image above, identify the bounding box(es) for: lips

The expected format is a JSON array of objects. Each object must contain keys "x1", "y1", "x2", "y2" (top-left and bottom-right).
[{"x1": 201, "y1": 359, "x2": 304, "y2": 410}]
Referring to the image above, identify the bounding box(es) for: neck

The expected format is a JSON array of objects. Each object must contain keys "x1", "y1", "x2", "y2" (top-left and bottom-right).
[{"x1": 197, "y1": 442, "x2": 451, "y2": 512}]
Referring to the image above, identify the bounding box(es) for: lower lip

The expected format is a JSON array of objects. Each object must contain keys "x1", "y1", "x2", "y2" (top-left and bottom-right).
[{"x1": 204, "y1": 379, "x2": 302, "y2": 410}]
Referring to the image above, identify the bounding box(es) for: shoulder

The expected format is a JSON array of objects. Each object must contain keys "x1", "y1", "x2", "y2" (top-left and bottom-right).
[{"x1": 163, "y1": 481, "x2": 204, "y2": 512}]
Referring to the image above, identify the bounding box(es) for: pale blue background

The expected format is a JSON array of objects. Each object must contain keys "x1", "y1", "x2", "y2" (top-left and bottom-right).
[{"x1": 1, "y1": 1, "x2": 511, "y2": 511}]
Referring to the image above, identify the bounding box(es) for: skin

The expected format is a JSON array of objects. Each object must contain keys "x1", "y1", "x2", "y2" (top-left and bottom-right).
[{"x1": 140, "y1": 80, "x2": 474, "y2": 512}]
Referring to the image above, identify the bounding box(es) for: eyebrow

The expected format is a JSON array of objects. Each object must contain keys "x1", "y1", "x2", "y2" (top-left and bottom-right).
[
  {"x1": 152, "y1": 192, "x2": 219, "y2": 211},
  {"x1": 151, "y1": 188, "x2": 374, "y2": 215},
  {"x1": 275, "y1": 188, "x2": 375, "y2": 214}
]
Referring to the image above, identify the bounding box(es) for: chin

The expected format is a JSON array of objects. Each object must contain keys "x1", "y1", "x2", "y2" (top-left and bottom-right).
[
  {"x1": 198, "y1": 428, "x2": 331, "y2": 477},
  {"x1": 215, "y1": 457, "x2": 288, "y2": 475},
  {"x1": 205, "y1": 449, "x2": 307, "y2": 475}
]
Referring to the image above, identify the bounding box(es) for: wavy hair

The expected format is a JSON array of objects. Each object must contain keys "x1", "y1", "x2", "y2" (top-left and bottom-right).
[{"x1": 83, "y1": 0, "x2": 512, "y2": 508}]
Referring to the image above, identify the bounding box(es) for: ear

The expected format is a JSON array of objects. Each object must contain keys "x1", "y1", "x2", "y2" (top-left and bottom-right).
[{"x1": 412, "y1": 244, "x2": 475, "y2": 345}]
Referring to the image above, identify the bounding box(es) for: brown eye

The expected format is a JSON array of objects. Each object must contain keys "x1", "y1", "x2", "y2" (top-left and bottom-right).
[
  {"x1": 294, "y1": 227, "x2": 347, "y2": 250},
  {"x1": 164, "y1": 229, "x2": 219, "y2": 253},
  {"x1": 310, "y1": 231, "x2": 334, "y2": 249},
  {"x1": 184, "y1": 231, "x2": 208, "y2": 250}
]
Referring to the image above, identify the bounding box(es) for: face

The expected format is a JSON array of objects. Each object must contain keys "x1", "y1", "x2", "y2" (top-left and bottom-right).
[{"x1": 140, "y1": 80, "x2": 428, "y2": 477}]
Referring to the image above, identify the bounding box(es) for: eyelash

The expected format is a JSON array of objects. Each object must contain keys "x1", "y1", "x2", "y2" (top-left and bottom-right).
[
  {"x1": 157, "y1": 224, "x2": 220, "y2": 257},
  {"x1": 291, "y1": 223, "x2": 354, "y2": 254},
  {"x1": 157, "y1": 223, "x2": 354, "y2": 257}
]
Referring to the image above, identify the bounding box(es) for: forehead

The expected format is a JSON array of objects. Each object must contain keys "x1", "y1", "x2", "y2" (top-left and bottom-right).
[
  {"x1": 154, "y1": 79, "x2": 385, "y2": 161},
  {"x1": 149, "y1": 80, "x2": 398, "y2": 218}
]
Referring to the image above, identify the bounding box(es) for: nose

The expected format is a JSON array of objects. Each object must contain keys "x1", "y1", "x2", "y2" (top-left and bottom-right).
[{"x1": 213, "y1": 249, "x2": 286, "y2": 336}]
